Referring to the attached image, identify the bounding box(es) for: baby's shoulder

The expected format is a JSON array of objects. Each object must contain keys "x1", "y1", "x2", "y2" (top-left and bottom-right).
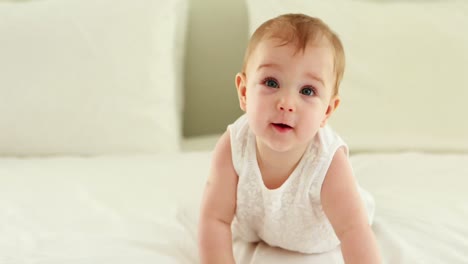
[
  {"x1": 226, "y1": 114, "x2": 251, "y2": 175},
  {"x1": 316, "y1": 125, "x2": 349, "y2": 157},
  {"x1": 211, "y1": 130, "x2": 234, "y2": 170},
  {"x1": 227, "y1": 114, "x2": 250, "y2": 154},
  {"x1": 228, "y1": 114, "x2": 249, "y2": 137}
]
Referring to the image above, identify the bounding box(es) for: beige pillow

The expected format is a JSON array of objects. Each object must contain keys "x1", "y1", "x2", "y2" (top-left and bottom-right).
[{"x1": 0, "y1": 0, "x2": 188, "y2": 156}]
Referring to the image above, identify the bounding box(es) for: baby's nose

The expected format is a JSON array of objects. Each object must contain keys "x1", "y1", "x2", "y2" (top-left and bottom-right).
[
  {"x1": 279, "y1": 105, "x2": 294, "y2": 112},
  {"x1": 277, "y1": 97, "x2": 295, "y2": 112}
]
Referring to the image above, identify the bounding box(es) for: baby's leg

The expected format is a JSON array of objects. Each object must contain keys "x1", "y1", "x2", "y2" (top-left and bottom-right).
[{"x1": 234, "y1": 238, "x2": 344, "y2": 264}]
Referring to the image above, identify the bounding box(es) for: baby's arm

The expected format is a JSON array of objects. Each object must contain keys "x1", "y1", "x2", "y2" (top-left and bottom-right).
[
  {"x1": 321, "y1": 147, "x2": 382, "y2": 264},
  {"x1": 198, "y1": 130, "x2": 238, "y2": 264}
]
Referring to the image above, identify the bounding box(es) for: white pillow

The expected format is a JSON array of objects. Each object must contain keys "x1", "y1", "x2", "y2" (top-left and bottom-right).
[
  {"x1": 246, "y1": 0, "x2": 468, "y2": 152},
  {"x1": 0, "y1": 0, "x2": 188, "y2": 156}
]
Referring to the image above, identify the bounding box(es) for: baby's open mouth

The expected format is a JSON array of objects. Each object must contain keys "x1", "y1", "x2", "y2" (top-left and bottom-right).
[{"x1": 273, "y1": 123, "x2": 292, "y2": 129}]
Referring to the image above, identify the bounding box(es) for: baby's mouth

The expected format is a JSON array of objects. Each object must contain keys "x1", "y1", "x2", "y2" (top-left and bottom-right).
[
  {"x1": 273, "y1": 123, "x2": 292, "y2": 129},
  {"x1": 272, "y1": 123, "x2": 294, "y2": 133}
]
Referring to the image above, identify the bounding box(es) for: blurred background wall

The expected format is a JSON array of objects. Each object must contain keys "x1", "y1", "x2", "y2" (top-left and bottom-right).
[{"x1": 183, "y1": 0, "x2": 247, "y2": 137}]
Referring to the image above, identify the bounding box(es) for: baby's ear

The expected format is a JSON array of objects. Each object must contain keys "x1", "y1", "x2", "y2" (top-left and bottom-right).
[
  {"x1": 321, "y1": 96, "x2": 340, "y2": 127},
  {"x1": 235, "y1": 72, "x2": 247, "y2": 111}
]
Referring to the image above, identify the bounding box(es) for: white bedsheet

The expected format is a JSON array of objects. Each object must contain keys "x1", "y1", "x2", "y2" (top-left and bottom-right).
[{"x1": 0, "y1": 152, "x2": 467, "y2": 263}]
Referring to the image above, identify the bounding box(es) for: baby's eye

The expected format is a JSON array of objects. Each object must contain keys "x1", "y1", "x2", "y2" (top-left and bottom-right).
[
  {"x1": 300, "y1": 87, "x2": 315, "y2": 96},
  {"x1": 264, "y1": 78, "x2": 279, "y2": 88}
]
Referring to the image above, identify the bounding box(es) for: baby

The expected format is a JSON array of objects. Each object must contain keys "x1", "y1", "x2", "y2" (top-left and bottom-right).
[{"x1": 198, "y1": 14, "x2": 381, "y2": 263}]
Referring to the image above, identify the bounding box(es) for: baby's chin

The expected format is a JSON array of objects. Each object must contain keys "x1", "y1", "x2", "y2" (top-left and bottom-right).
[{"x1": 261, "y1": 138, "x2": 303, "y2": 153}]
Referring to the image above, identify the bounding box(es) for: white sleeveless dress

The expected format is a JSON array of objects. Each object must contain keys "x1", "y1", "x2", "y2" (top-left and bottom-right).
[{"x1": 228, "y1": 114, "x2": 375, "y2": 254}]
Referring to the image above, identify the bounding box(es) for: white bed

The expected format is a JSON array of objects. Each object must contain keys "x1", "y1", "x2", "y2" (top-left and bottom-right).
[
  {"x1": 1, "y1": 0, "x2": 467, "y2": 263},
  {"x1": 1, "y1": 152, "x2": 467, "y2": 263}
]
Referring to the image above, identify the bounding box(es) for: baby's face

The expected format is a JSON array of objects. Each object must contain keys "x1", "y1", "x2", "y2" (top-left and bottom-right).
[{"x1": 241, "y1": 37, "x2": 337, "y2": 153}]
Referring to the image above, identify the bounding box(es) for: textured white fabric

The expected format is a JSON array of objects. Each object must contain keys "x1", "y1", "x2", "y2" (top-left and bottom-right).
[
  {"x1": 228, "y1": 114, "x2": 375, "y2": 254},
  {"x1": 245, "y1": 0, "x2": 468, "y2": 152},
  {"x1": 0, "y1": 152, "x2": 467, "y2": 263},
  {"x1": 0, "y1": 0, "x2": 188, "y2": 156}
]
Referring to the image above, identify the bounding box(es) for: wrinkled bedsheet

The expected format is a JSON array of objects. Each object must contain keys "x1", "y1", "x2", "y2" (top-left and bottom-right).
[{"x1": 0, "y1": 152, "x2": 467, "y2": 263}]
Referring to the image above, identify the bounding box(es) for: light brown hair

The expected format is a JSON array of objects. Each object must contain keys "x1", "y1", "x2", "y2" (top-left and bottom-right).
[{"x1": 242, "y1": 14, "x2": 345, "y2": 96}]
